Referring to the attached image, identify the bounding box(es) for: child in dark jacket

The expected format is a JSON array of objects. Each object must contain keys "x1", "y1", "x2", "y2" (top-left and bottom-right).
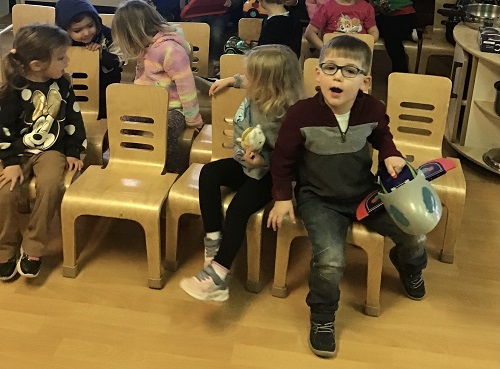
[{"x1": 55, "y1": 0, "x2": 123, "y2": 119}]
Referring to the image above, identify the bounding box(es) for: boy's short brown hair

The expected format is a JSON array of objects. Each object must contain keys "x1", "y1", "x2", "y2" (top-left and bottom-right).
[{"x1": 319, "y1": 35, "x2": 372, "y2": 72}]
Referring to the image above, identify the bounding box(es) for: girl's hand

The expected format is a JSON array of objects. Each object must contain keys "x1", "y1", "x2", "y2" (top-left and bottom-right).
[
  {"x1": 243, "y1": 148, "x2": 265, "y2": 166},
  {"x1": 0, "y1": 165, "x2": 24, "y2": 191},
  {"x1": 384, "y1": 156, "x2": 406, "y2": 178},
  {"x1": 86, "y1": 42, "x2": 101, "y2": 51},
  {"x1": 194, "y1": 122, "x2": 205, "y2": 133},
  {"x1": 209, "y1": 77, "x2": 234, "y2": 96},
  {"x1": 66, "y1": 156, "x2": 84, "y2": 172},
  {"x1": 267, "y1": 200, "x2": 296, "y2": 231}
]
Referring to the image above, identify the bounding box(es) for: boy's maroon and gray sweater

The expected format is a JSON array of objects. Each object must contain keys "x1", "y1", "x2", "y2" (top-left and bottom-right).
[{"x1": 270, "y1": 91, "x2": 402, "y2": 202}]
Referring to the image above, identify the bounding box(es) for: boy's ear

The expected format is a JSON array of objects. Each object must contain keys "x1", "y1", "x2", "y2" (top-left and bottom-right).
[
  {"x1": 362, "y1": 74, "x2": 372, "y2": 91},
  {"x1": 314, "y1": 65, "x2": 322, "y2": 83},
  {"x1": 29, "y1": 60, "x2": 46, "y2": 73}
]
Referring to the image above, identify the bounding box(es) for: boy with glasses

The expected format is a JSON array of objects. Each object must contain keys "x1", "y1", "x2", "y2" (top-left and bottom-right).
[{"x1": 267, "y1": 35, "x2": 427, "y2": 358}]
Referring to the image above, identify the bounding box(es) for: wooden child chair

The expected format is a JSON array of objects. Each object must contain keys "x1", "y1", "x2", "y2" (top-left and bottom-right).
[
  {"x1": 12, "y1": 4, "x2": 55, "y2": 34},
  {"x1": 65, "y1": 47, "x2": 106, "y2": 167},
  {"x1": 189, "y1": 54, "x2": 245, "y2": 166},
  {"x1": 166, "y1": 87, "x2": 268, "y2": 293},
  {"x1": 418, "y1": 0, "x2": 454, "y2": 75},
  {"x1": 176, "y1": 22, "x2": 210, "y2": 78},
  {"x1": 386, "y1": 73, "x2": 466, "y2": 263},
  {"x1": 238, "y1": 17, "x2": 262, "y2": 42},
  {"x1": 61, "y1": 84, "x2": 179, "y2": 289}
]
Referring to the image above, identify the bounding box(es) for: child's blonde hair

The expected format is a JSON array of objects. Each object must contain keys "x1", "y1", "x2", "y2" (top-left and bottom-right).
[
  {"x1": 245, "y1": 44, "x2": 304, "y2": 118},
  {"x1": 112, "y1": 0, "x2": 176, "y2": 59},
  {"x1": 0, "y1": 24, "x2": 71, "y2": 99}
]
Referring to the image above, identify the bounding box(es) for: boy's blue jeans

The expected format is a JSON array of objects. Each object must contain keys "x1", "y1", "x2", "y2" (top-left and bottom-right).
[{"x1": 297, "y1": 189, "x2": 427, "y2": 319}]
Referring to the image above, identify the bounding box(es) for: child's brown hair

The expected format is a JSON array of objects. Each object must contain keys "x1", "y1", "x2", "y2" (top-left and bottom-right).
[
  {"x1": 319, "y1": 35, "x2": 373, "y2": 72},
  {"x1": 0, "y1": 24, "x2": 71, "y2": 99}
]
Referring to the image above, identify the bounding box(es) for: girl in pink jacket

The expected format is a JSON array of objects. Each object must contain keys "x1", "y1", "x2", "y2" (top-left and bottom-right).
[{"x1": 112, "y1": 0, "x2": 203, "y2": 173}]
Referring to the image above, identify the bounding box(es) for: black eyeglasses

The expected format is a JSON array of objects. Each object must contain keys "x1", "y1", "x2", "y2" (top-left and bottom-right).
[{"x1": 319, "y1": 62, "x2": 367, "y2": 78}]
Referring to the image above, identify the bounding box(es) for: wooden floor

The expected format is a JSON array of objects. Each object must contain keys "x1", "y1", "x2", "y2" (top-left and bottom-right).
[
  {"x1": 1, "y1": 146, "x2": 499, "y2": 369},
  {"x1": 1, "y1": 17, "x2": 500, "y2": 369}
]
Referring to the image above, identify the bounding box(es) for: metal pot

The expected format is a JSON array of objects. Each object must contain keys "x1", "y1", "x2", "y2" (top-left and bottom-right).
[
  {"x1": 463, "y1": 3, "x2": 500, "y2": 28},
  {"x1": 438, "y1": 4, "x2": 500, "y2": 29}
]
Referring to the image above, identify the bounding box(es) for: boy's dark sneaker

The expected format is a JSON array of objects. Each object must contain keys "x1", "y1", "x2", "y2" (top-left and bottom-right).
[
  {"x1": 0, "y1": 256, "x2": 18, "y2": 281},
  {"x1": 16, "y1": 249, "x2": 41, "y2": 278},
  {"x1": 389, "y1": 247, "x2": 425, "y2": 300},
  {"x1": 309, "y1": 316, "x2": 336, "y2": 358}
]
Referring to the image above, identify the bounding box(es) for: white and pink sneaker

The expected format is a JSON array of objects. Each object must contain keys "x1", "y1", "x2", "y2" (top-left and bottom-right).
[{"x1": 180, "y1": 264, "x2": 229, "y2": 301}]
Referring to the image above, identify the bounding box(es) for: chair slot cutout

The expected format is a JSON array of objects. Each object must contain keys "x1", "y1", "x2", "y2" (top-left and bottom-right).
[
  {"x1": 120, "y1": 115, "x2": 154, "y2": 124},
  {"x1": 71, "y1": 72, "x2": 87, "y2": 79},
  {"x1": 120, "y1": 129, "x2": 154, "y2": 138},
  {"x1": 400, "y1": 102, "x2": 435, "y2": 111},
  {"x1": 73, "y1": 84, "x2": 89, "y2": 91},
  {"x1": 397, "y1": 126, "x2": 432, "y2": 136},
  {"x1": 120, "y1": 142, "x2": 154, "y2": 151},
  {"x1": 398, "y1": 114, "x2": 433, "y2": 123},
  {"x1": 75, "y1": 95, "x2": 89, "y2": 102}
]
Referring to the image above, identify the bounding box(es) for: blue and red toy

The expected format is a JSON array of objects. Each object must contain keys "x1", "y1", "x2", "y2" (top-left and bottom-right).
[{"x1": 356, "y1": 158, "x2": 456, "y2": 235}]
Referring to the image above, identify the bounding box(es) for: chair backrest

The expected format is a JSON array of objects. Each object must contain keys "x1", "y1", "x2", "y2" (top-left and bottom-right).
[
  {"x1": 65, "y1": 47, "x2": 100, "y2": 118},
  {"x1": 303, "y1": 58, "x2": 319, "y2": 98},
  {"x1": 12, "y1": 4, "x2": 55, "y2": 35},
  {"x1": 238, "y1": 17, "x2": 263, "y2": 42},
  {"x1": 433, "y1": 0, "x2": 448, "y2": 33},
  {"x1": 99, "y1": 13, "x2": 114, "y2": 28},
  {"x1": 323, "y1": 32, "x2": 375, "y2": 72},
  {"x1": 211, "y1": 87, "x2": 246, "y2": 161},
  {"x1": 175, "y1": 22, "x2": 210, "y2": 78},
  {"x1": 387, "y1": 73, "x2": 452, "y2": 165},
  {"x1": 106, "y1": 83, "x2": 169, "y2": 173},
  {"x1": 219, "y1": 54, "x2": 245, "y2": 79}
]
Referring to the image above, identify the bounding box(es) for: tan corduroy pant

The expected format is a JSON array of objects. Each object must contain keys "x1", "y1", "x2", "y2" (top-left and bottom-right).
[{"x1": 0, "y1": 151, "x2": 67, "y2": 260}]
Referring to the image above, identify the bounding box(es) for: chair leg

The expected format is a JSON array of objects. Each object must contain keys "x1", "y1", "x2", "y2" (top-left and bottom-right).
[
  {"x1": 440, "y1": 201, "x2": 465, "y2": 264},
  {"x1": 165, "y1": 207, "x2": 181, "y2": 272},
  {"x1": 418, "y1": 52, "x2": 430, "y2": 74},
  {"x1": 144, "y1": 220, "x2": 166, "y2": 289},
  {"x1": 245, "y1": 213, "x2": 263, "y2": 293},
  {"x1": 361, "y1": 239, "x2": 383, "y2": 317},
  {"x1": 61, "y1": 205, "x2": 79, "y2": 278},
  {"x1": 271, "y1": 224, "x2": 296, "y2": 298}
]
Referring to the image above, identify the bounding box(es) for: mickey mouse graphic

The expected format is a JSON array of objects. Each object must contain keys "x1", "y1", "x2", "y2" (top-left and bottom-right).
[{"x1": 23, "y1": 88, "x2": 62, "y2": 150}]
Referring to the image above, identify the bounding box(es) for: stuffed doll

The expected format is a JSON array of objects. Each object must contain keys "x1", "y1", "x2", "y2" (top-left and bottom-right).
[{"x1": 236, "y1": 124, "x2": 265, "y2": 159}]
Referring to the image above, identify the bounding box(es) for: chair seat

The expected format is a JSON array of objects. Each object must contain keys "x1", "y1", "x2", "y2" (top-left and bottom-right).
[{"x1": 64, "y1": 166, "x2": 178, "y2": 218}]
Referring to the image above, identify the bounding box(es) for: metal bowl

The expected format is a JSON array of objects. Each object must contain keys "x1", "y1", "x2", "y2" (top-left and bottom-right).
[
  {"x1": 463, "y1": 4, "x2": 500, "y2": 28},
  {"x1": 483, "y1": 148, "x2": 500, "y2": 172}
]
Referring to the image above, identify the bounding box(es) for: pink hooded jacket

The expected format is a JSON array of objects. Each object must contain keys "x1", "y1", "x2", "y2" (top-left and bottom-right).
[{"x1": 134, "y1": 26, "x2": 202, "y2": 127}]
